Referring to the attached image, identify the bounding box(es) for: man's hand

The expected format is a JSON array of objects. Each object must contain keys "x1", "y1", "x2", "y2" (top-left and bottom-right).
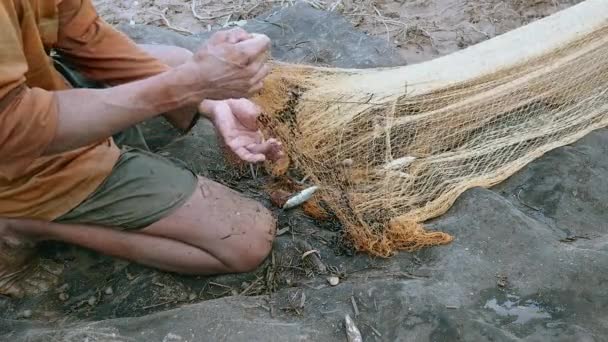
[
  {"x1": 173, "y1": 29, "x2": 271, "y2": 103},
  {"x1": 200, "y1": 99, "x2": 283, "y2": 163}
]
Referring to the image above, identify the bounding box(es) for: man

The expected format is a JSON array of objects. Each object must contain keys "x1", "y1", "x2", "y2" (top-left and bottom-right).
[{"x1": 0, "y1": 0, "x2": 282, "y2": 297}]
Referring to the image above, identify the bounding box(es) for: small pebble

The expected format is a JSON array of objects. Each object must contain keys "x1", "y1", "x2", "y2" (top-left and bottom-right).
[
  {"x1": 104, "y1": 287, "x2": 114, "y2": 296},
  {"x1": 87, "y1": 296, "x2": 97, "y2": 306},
  {"x1": 327, "y1": 276, "x2": 340, "y2": 286},
  {"x1": 20, "y1": 310, "x2": 32, "y2": 319},
  {"x1": 59, "y1": 293, "x2": 69, "y2": 301},
  {"x1": 188, "y1": 293, "x2": 197, "y2": 301}
]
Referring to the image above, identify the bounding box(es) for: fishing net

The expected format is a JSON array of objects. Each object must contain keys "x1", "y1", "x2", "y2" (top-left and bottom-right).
[{"x1": 254, "y1": 2, "x2": 608, "y2": 257}]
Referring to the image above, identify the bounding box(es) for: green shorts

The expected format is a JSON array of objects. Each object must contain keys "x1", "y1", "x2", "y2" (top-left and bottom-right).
[{"x1": 52, "y1": 54, "x2": 198, "y2": 230}]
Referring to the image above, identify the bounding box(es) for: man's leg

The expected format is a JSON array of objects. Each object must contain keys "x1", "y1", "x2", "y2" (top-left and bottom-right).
[
  {"x1": 0, "y1": 44, "x2": 276, "y2": 297},
  {"x1": 9, "y1": 177, "x2": 275, "y2": 274},
  {"x1": 1, "y1": 176, "x2": 276, "y2": 297}
]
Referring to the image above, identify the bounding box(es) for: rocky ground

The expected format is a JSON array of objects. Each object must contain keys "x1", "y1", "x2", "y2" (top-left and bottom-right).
[
  {"x1": 3, "y1": 1, "x2": 607, "y2": 341},
  {"x1": 94, "y1": 0, "x2": 581, "y2": 64}
]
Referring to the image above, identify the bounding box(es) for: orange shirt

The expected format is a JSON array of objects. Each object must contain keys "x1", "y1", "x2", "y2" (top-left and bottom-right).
[{"x1": 0, "y1": 0, "x2": 170, "y2": 220}]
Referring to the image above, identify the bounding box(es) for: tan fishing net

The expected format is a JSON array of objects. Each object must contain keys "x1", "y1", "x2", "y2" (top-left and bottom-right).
[{"x1": 254, "y1": 7, "x2": 608, "y2": 257}]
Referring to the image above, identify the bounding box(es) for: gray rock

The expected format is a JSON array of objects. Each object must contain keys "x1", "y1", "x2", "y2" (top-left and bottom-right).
[{"x1": 119, "y1": 2, "x2": 405, "y2": 68}]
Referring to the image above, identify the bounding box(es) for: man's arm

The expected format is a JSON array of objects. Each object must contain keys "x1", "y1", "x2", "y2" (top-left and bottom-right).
[
  {"x1": 1, "y1": 36, "x2": 269, "y2": 178},
  {"x1": 50, "y1": 33, "x2": 271, "y2": 155},
  {"x1": 50, "y1": 68, "x2": 190, "y2": 154},
  {"x1": 55, "y1": 0, "x2": 197, "y2": 130}
]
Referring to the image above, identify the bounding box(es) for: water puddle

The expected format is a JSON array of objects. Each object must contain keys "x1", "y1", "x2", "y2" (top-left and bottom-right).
[{"x1": 484, "y1": 294, "x2": 551, "y2": 324}]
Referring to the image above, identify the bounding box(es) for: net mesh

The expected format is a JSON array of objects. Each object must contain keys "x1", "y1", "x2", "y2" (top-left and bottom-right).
[{"x1": 254, "y1": 22, "x2": 608, "y2": 257}]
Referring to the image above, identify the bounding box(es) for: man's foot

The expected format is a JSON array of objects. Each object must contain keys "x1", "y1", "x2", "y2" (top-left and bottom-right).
[{"x1": 0, "y1": 220, "x2": 61, "y2": 298}]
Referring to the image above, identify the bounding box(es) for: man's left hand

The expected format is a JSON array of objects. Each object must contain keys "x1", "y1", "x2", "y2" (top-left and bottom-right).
[{"x1": 199, "y1": 99, "x2": 283, "y2": 163}]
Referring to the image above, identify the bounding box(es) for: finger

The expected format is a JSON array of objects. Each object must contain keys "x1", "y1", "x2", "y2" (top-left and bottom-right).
[
  {"x1": 250, "y1": 64, "x2": 270, "y2": 86},
  {"x1": 198, "y1": 99, "x2": 219, "y2": 114},
  {"x1": 234, "y1": 146, "x2": 266, "y2": 163},
  {"x1": 236, "y1": 34, "x2": 271, "y2": 64},
  {"x1": 267, "y1": 139, "x2": 285, "y2": 161},
  {"x1": 248, "y1": 81, "x2": 264, "y2": 96},
  {"x1": 225, "y1": 28, "x2": 253, "y2": 44},
  {"x1": 245, "y1": 139, "x2": 283, "y2": 161}
]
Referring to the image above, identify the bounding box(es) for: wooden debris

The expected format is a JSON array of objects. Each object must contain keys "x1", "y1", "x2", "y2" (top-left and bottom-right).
[
  {"x1": 299, "y1": 291, "x2": 306, "y2": 308},
  {"x1": 351, "y1": 296, "x2": 360, "y2": 316},
  {"x1": 368, "y1": 324, "x2": 382, "y2": 337},
  {"x1": 276, "y1": 227, "x2": 291, "y2": 236},
  {"x1": 297, "y1": 240, "x2": 327, "y2": 274},
  {"x1": 301, "y1": 249, "x2": 320, "y2": 259}
]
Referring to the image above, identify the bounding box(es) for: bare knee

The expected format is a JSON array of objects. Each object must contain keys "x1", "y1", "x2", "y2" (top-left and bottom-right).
[
  {"x1": 224, "y1": 205, "x2": 276, "y2": 273},
  {"x1": 138, "y1": 44, "x2": 193, "y2": 67}
]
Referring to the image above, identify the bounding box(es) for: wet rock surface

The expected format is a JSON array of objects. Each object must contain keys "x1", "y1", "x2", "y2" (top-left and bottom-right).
[{"x1": 2, "y1": 4, "x2": 607, "y2": 342}]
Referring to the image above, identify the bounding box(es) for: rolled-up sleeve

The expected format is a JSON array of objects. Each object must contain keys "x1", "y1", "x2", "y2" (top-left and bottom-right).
[{"x1": 56, "y1": 0, "x2": 170, "y2": 85}]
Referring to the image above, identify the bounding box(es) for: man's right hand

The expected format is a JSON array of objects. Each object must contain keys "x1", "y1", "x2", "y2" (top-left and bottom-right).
[{"x1": 173, "y1": 28, "x2": 271, "y2": 102}]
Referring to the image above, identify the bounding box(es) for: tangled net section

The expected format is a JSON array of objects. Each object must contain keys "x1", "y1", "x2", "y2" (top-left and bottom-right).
[{"x1": 256, "y1": 10, "x2": 608, "y2": 257}]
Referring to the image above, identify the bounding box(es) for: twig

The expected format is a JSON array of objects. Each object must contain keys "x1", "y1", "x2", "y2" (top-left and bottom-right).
[
  {"x1": 149, "y1": 9, "x2": 193, "y2": 35},
  {"x1": 240, "y1": 278, "x2": 261, "y2": 295},
  {"x1": 142, "y1": 301, "x2": 174, "y2": 310},
  {"x1": 351, "y1": 296, "x2": 360, "y2": 316},
  {"x1": 515, "y1": 188, "x2": 541, "y2": 211},
  {"x1": 244, "y1": 3, "x2": 261, "y2": 17},
  {"x1": 468, "y1": 23, "x2": 490, "y2": 38},
  {"x1": 373, "y1": 6, "x2": 391, "y2": 43},
  {"x1": 329, "y1": 0, "x2": 342, "y2": 11},
  {"x1": 296, "y1": 240, "x2": 327, "y2": 274},
  {"x1": 208, "y1": 281, "x2": 232, "y2": 289},
  {"x1": 363, "y1": 323, "x2": 382, "y2": 337},
  {"x1": 299, "y1": 291, "x2": 306, "y2": 308},
  {"x1": 249, "y1": 163, "x2": 257, "y2": 180},
  {"x1": 276, "y1": 226, "x2": 291, "y2": 236},
  {"x1": 191, "y1": 0, "x2": 230, "y2": 21}
]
